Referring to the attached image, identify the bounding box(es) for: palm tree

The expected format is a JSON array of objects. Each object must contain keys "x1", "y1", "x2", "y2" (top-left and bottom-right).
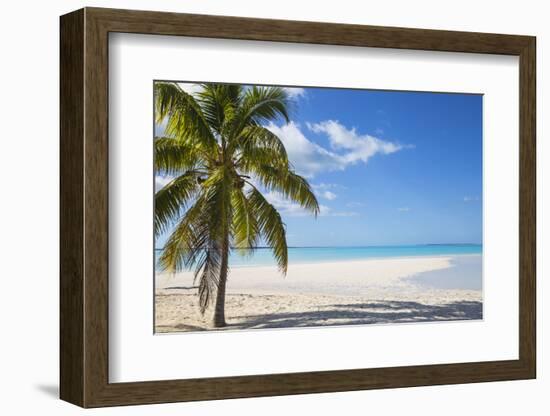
[{"x1": 154, "y1": 82, "x2": 319, "y2": 328}]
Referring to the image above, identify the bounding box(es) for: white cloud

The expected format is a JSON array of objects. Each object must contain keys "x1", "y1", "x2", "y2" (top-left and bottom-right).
[
  {"x1": 264, "y1": 191, "x2": 357, "y2": 218},
  {"x1": 154, "y1": 118, "x2": 168, "y2": 137},
  {"x1": 330, "y1": 211, "x2": 359, "y2": 217},
  {"x1": 312, "y1": 183, "x2": 340, "y2": 190},
  {"x1": 397, "y1": 207, "x2": 410, "y2": 212},
  {"x1": 319, "y1": 205, "x2": 332, "y2": 216},
  {"x1": 346, "y1": 201, "x2": 366, "y2": 208},
  {"x1": 263, "y1": 191, "x2": 317, "y2": 217},
  {"x1": 155, "y1": 175, "x2": 173, "y2": 191},
  {"x1": 266, "y1": 122, "x2": 346, "y2": 177},
  {"x1": 463, "y1": 196, "x2": 480, "y2": 202},
  {"x1": 307, "y1": 120, "x2": 403, "y2": 164},
  {"x1": 266, "y1": 120, "x2": 405, "y2": 178},
  {"x1": 319, "y1": 205, "x2": 358, "y2": 217},
  {"x1": 177, "y1": 82, "x2": 203, "y2": 95},
  {"x1": 320, "y1": 191, "x2": 337, "y2": 200},
  {"x1": 283, "y1": 87, "x2": 306, "y2": 100}
]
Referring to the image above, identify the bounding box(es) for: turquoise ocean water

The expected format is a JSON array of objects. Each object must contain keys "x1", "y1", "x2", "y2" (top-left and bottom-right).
[{"x1": 155, "y1": 244, "x2": 482, "y2": 271}]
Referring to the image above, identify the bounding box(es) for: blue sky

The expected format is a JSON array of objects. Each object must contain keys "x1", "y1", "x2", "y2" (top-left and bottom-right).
[{"x1": 156, "y1": 84, "x2": 482, "y2": 247}]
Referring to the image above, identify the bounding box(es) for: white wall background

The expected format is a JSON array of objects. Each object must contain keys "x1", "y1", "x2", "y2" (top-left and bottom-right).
[{"x1": 0, "y1": 0, "x2": 545, "y2": 414}]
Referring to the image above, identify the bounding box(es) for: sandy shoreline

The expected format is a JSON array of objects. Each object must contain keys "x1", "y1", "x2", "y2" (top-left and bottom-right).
[{"x1": 155, "y1": 255, "x2": 482, "y2": 332}]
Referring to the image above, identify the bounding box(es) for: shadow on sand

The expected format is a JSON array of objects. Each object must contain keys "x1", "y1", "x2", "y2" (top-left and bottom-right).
[
  {"x1": 162, "y1": 286, "x2": 199, "y2": 291},
  {"x1": 230, "y1": 300, "x2": 482, "y2": 330}
]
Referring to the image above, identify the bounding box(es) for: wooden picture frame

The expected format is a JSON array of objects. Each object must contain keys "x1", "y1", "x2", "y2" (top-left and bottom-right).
[{"x1": 60, "y1": 7, "x2": 536, "y2": 408}]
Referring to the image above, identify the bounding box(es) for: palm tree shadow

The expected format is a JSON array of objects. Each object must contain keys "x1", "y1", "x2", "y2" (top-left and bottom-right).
[
  {"x1": 162, "y1": 286, "x2": 198, "y2": 291},
  {"x1": 230, "y1": 300, "x2": 482, "y2": 329},
  {"x1": 157, "y1": 322, "x2": 207, "y2": 332}
]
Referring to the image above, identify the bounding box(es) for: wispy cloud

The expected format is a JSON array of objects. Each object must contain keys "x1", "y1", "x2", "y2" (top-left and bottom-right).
[
  {"x1": 312, "y1": 183, "x2": 341, "y2": 190},
  {"x1": 397, "y1": 207, "x2": 410, "y2": 212},
  {"x1": 319, "y1": 191, "x2": 337, "y2": 200},
  {"x1": 307, "y1": 120, "x2": 403, "y2": 164},
  {"x1": 264, "y1": 191, "x2": 322, "y2": 217},
  {"x1": 311, "y1": 183, "x2": 340, "y2": 201},
  {"x1": 265, "y1": 122, "x2": 344, "y2": 177},
  {"x1": 346, "y1": 201, "x2": 366, "y2": 208},
  {"x1": 463, "y1": 196, "x2": 480, "y2": 202},
  {"x1": 266, "y1": 120, "x2": 406, "y2": 178},
  {"x1": 329, "y1": 210, "x2": 359, "y2": 217},
  {"x1": 264, "y1": 191, "x2": 357, "y2": 218},
  {"x1": 283, "y1": 87, "x2": 306, "y2": 100}
]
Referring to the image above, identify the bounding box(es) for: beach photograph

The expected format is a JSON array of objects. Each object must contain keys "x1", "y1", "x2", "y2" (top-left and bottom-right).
[{"x1": 153, "y1": 81, "x2": 482, "y2": 333}]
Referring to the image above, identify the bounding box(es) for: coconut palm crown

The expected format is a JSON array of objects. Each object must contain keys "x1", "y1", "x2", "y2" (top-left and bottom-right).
[{"x1": 154, "y1": 82, "x2": 319, "y2": 327}]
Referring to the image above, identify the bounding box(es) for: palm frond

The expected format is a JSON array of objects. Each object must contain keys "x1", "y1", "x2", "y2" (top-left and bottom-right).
[
  {"x1": 154, "y1": 82, "x2": 217, "y2": 151},
  {"x1": 157, "y1": 199, "x2": 208, "y2": 273},
  {"x1": 154, "y1": 137, "x2": 204, "y2": 176},
  {"x1": 230, "y1": 125, "x2": 288, "y2": 163},
  {"x1": 192, "y1": 167, "x2": 232, "y2": 313},
  {"x1": 154, "y1": 172, "x2": 199, "y2": 237},
  {"x1": 247, "y1": 186, "x2": 288, "y2": 273},
  {"x1": 249, "y1": 165, "x2": 320, "y2": 215},
  {"x1": 196, "y1": 242, "x2": 223, "y2": 314},
  {"x1": 242, "y1": 86, "x2": 290, "y2": 124},
  {"x1": 229, "y1": 86, "x2": 290, "y2": 139},
  {"x1": 231, "y1": 187, "x2": 260, "y2": 254},
  {"x1": 195, "y1": 84, "x2": 242, "y2": 136}
]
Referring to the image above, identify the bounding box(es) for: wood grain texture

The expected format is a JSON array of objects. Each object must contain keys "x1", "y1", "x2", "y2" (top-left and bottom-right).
[
  {"x1": 518, "y1": 38, "x2": 536, "y2": 375},
  {"x1": 87, "y1": 7, "x2": 532, "y2": 55},
  {"x1": 59, "y1": 8, "x2": 84, "y2": 406},
  {"x1": 59, "y1": 7, "x2": 537, "y2": 408},
  {"x1": 83, "y1": 10, "x2": 110, "y2": 406}
]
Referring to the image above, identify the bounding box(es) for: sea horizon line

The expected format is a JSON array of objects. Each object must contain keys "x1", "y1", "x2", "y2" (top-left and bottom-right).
[{"x1": 155, "y1": 243, "x2": 482, "y2": 251}]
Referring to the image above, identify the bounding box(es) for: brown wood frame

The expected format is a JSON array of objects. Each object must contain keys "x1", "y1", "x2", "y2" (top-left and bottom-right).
[{"x1": 60, "y1": 7, "x2": 536, "y2": 408}]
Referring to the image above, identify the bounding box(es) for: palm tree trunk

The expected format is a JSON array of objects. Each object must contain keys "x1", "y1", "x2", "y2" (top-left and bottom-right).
[{"x1": 212, "y1": 236, "x2": 229, "y2": 327}]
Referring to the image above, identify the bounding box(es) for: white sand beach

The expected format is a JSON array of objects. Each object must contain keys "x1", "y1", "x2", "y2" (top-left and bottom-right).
[{"x1": 155, "y1": 255, "x2": 482, "y2": 332}]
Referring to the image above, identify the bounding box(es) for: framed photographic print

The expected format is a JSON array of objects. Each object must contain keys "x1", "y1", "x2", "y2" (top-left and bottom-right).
[{"x1": 60, "y1": 7, "x2": 536, "y2": 408}]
